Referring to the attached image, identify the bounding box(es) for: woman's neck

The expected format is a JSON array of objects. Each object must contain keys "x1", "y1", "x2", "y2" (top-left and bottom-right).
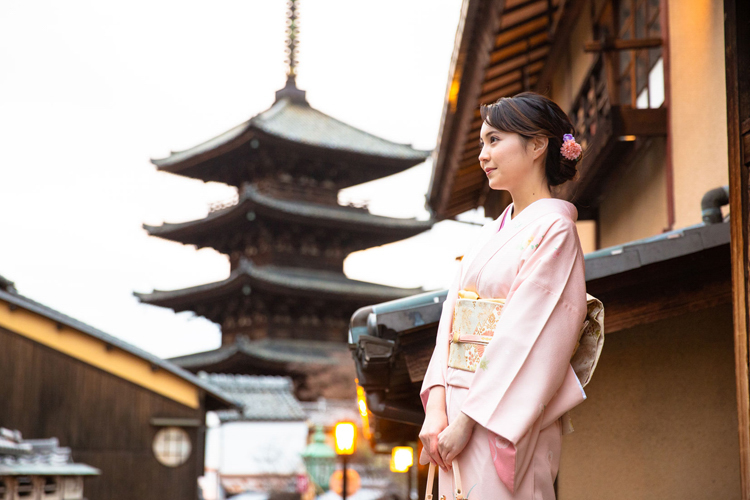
[{"x1": 509, "y1": 184, "x2": 552, "y2": 220}]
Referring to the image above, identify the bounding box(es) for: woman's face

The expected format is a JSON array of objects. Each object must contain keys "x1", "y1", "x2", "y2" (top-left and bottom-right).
[{"x1": 478, "y1": 122, "x2": 535, "y2": 192}]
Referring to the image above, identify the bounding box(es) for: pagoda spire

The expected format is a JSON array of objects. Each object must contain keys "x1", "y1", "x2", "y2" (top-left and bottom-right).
[
  {"x1": 276, "y1": 0, "x2": 307, "y2": 104},
  {"x1": 285, "y1": 0, "x2": 300, "y2": 79}
]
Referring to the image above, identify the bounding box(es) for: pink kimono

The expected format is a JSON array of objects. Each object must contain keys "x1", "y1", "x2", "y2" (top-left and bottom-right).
[{"x1": 420, "y1": 198, "x2": 588, "y2": 499}]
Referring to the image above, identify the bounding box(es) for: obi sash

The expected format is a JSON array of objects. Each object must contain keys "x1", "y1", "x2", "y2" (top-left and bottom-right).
[{"x1": 448, "y1": 290, "x2": 605, "y2": 388}]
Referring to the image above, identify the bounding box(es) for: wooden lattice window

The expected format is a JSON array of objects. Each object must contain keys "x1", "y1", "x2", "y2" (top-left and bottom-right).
[
  {"x1": 0, "y1": 479, "x2": 6, "y2": 500},
  {"x1": 152, "y1": 427, "x2": 192, "y2": 467},
  {"x1": 42, "y1": 477, "x2": 57, "y2": 498},
  {"x1": 16, "y1": 476, "x2": 33, "y2": 498},
  {"x1": 616, "y1": 0, "x2": 663, "y2": 108}
]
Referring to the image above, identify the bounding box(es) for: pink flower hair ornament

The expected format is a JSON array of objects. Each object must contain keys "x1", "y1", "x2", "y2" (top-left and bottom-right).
[{"x1": 560, "y1": 133, "x2": 583, "y2": 161}]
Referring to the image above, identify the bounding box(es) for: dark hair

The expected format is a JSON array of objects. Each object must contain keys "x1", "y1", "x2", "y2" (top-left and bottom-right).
[{"x1": 479, "y1": 91, "x2": 579, "y2": 187}]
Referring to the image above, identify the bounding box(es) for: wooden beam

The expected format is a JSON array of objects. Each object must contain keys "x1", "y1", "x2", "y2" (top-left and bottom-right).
[
  {"x1": 724, "y1": 0, "x2": 750, "y2": 495},
  {"x1": 617, "y1": 106, "x2": 668, "y2": 136},
  {"x1": 583, "y1": 37, "x2": 663, "y2": 52}
]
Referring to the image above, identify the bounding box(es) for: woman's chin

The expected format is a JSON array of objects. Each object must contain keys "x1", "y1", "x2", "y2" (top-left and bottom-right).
[{"x1": 487, "y1": 179, "x2": 506, "y2": 191}]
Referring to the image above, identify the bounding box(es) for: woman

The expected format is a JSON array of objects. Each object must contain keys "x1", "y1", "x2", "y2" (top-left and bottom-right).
[{"x1": 419, "y1": 92, "x2": 588, "y2": 499}]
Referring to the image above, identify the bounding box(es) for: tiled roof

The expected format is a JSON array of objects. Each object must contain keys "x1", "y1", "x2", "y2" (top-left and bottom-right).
[
  {"x1": 152, "y1": 97, "x2": 430, "y2": 169},
  {"x1": 200, "y1": 374, "x2": 307, "y2": 422},
  {"x1": 0, "y1": 275, "x2": 16, "y2": 293},
  {"x1": 0, "y1": 428, "x2": 99, "y2": 476}
]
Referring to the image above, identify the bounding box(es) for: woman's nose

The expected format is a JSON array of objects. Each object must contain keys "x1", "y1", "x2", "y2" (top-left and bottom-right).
[{"x1": 478, "y1": 146, "x2": 490, "y2": 163}]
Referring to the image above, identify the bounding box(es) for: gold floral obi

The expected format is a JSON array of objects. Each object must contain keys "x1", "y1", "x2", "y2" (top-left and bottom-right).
[{"x1": 447, "y1": 290, "x2": 605, "y2": 388}]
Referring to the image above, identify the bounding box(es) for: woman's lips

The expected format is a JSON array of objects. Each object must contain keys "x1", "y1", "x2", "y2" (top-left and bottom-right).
[{"x1": 484, "y1": 167, "x2": 496, "y2": 175}]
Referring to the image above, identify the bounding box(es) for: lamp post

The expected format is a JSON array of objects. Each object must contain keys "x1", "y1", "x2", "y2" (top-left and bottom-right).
[
  {"x1": 301, "y1": 425, "x2": 336, "y2": 491},
  {"x1": 391, "y1": 446, "x2": 414, "y2": 500},
  {"x1": 334, "y1": 421, "x2": 357, "y2": 500}
]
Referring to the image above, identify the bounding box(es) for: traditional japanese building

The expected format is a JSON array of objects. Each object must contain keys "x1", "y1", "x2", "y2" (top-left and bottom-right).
[
  {"x1": 349, "y1": 0, "x2": 748, "y2": 498},
  {"x1": 0, "y1": 274, "x2": 235, "y2": 500},
  {"x1": 136, "y1": 1, "x2": 432, "y2": 400}
]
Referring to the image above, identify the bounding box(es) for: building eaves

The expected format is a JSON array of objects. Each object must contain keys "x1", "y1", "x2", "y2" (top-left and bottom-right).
[
  {"x1": 349, "y1": 221, "x2": 731, "y2": 342},
  {"x1": 0, "y1": 464, "x2": 101, "y2": 476},
  {"x1": 0, "y1": 288, "x2": 236, "y2": 409},
  {"x1": 583, "y1": 220, "x2": 730, "y2": 281}
]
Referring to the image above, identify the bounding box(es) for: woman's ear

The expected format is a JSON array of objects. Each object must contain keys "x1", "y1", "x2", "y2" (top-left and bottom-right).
[{"x1": 532, "y1": 136, "x2": 549, "y2": 160}]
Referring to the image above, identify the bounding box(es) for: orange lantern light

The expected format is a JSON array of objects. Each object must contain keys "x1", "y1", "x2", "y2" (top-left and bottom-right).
[
  {"x1": 334, "y1": 422, "x2": 357, "y2": 455},
  {"x1": 390, "y1": 446, "x2": 414, "y2": 473}
]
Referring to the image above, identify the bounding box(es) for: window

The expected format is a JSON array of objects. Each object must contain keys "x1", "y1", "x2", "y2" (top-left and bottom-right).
[
  {"x1": 152, "y1": 427, "x2": 192, "y2": 467},
  {"x1": 617, "y1": 0, "x2": 663, "y2": 108},
  {"x1": 16, "y1": 477, "x2": 33, "y2": 497},
  {"x1": 42, "y1": 477, "x2": 57, "y2": 498}
]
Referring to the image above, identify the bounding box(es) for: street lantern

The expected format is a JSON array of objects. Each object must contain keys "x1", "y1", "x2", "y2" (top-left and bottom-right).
[
  {"x1": 334, "y1": 422, "x2": 356, "y2": 455},
  {"x1": 334, "y1": 421, "x2": 357, "y2": 500},
  {"x1": 391, "y1": 446, "x2": 415, "y2": 500},
  {"x1": 390, "y1": 446, "x2": 413, "y2": 473},
  {"x1": 301, "y1": 426, "x2": 336, "y2": 491}
]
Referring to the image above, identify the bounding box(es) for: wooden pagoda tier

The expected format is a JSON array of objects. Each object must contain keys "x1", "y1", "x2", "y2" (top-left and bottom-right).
[
  {"x1": 144, "y1": 182, "x2": 434, "y2": 272},
  {"x1": 135, "y1": 258, "x2": 421, "y2": 344},
  {"x1": 151, "y1": 77, "x2": 431, "y2": 190},
  {"x1": 168, "y1": 336, "x2": 357, "y2": 400}
]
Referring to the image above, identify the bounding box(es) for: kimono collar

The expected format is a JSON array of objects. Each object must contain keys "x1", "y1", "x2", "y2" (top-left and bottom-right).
[{"x1": 460, "y1": 198, "x2": 578, "y2": 288}]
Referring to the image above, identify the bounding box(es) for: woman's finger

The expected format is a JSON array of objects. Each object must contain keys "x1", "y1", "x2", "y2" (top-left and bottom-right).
[{"x1": 430, "y1": 442, "x2": 448, "y2": 470}]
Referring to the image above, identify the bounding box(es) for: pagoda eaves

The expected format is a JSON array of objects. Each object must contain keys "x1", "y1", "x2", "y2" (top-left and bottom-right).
[
  {"x1": 170, "y1": 336, "x2": 357, "y2": 401},
  {"x1": 135, "y1": 258, "x2": 421, "y2": 343},
  {"x1": 136, "y1": 259, "x2": 420, "y2": 308},
  {"x1": 152, "y1": 95, "x2": 431, "y2": 188},
  {"x1": 144, "y1": 183, "x2": 434, "y2": 259}
]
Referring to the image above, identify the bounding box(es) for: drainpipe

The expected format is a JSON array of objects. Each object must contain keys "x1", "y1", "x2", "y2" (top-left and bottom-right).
[{"x1": 701, "y1": 186, "x2": 730, "y2": 224}]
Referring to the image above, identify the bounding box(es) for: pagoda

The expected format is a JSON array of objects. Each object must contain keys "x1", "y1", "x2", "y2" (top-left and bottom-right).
[{"x1": 136, "y1": 1, "x2": 432, "y2": 400}]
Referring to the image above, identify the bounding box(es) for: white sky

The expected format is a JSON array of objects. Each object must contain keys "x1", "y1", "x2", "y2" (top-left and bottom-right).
[{"x1": 0, "y1": 0, "x2": 490, "y2": 358}]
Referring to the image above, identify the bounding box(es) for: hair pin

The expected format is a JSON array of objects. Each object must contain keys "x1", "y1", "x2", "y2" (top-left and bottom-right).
[{"x1": 561, "y1": 133, "x2": 582, "y2": 161}]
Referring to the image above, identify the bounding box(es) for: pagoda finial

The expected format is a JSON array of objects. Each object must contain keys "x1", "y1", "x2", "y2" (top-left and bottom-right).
[
  {"x1": 276, "y1": 0, "x2": 307, "y2": 104},
  {"x1": 284, "y1": 0, "x2": 300, "y2": 79}
]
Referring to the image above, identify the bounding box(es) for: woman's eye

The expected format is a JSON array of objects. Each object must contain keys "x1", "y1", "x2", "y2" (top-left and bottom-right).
[{"x1": 490, "y1": 136, "x2": 499, "y2": 143}]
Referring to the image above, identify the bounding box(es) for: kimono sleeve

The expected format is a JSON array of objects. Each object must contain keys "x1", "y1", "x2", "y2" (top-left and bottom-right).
[
  {"x1": 418, "y1": 258, "x2": 463, "y2": 412},
  {"x1": 460, "y1": 216, "x2": 587, "y2": 445}
]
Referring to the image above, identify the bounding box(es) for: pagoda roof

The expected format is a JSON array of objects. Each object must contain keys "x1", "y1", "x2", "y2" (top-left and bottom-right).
[
  {"x1": 144, "y1": 183, "x2": 434, "y2": 245},
  {"x1": 134, "y1": 259, "x2": 422, "y2": 311},
  {"x1": 169, "y1": 337, "x2": 345, "y2": 370},
  {"x1": 152, "y1": 95, "x2": 430, "y2": 174}
]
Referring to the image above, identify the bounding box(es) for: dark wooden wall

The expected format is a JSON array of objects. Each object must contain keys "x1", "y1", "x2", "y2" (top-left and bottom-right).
[
  {"x1": 0, "y1": 326, "x2": 206, "y2": 500},
  {"x1": 725, "y1": 0, "x2": 750, "y2": 496}
]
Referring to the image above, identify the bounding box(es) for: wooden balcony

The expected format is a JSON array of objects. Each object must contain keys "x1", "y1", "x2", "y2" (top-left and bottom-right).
[{"x1": 557, "y1": 54, "x2": 667, "y2": 209}]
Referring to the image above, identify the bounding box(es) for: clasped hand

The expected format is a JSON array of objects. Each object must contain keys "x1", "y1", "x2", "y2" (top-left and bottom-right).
[{"x1": 419, "y1": 390, "x2": 475, "y2": 471}]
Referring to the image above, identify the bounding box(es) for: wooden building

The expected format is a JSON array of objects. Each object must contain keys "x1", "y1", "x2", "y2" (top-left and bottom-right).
[
  {"x1": 0, "y1": 427, "x2": 99, "y2": 500},
  {"x1": 136, "y1": 49, "x2": 433, "y2": 400},
  {"x1": 351, "y1": 0, "x2": 750, "y2": 498},
  {"x1": 0, "y1": 277, "x2": 235, "y2": 500}
]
